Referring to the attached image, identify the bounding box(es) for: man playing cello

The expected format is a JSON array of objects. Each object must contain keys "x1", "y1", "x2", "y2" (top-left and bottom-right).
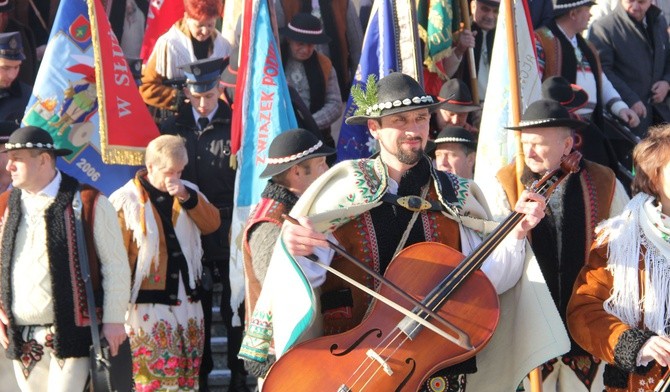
[{"x1": 241, "y1": 73, "x2": 566, "y2": 391}]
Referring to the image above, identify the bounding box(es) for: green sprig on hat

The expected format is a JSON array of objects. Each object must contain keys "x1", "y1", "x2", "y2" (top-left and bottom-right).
[{"x1": 351, "y1": 74, "x2": 379, "y2": 117}]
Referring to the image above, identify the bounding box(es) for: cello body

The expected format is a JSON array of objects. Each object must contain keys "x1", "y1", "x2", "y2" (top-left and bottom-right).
[{"x1": 262, "y1": 242, "x2": 500, "y2": 391}]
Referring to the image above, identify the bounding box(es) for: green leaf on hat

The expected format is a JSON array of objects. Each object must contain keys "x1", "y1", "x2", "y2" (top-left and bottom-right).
[{"x1": 351, "y1": 74, "x2": 379, "y2": 116}]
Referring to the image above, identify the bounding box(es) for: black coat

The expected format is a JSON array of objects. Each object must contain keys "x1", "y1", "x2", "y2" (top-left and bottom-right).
[
  {"x1": 160, "y1": 101, "x2": 236, "y2": 262},
  {"x1": 0, "y1": 81, "x2": 31, "y2": 123}
]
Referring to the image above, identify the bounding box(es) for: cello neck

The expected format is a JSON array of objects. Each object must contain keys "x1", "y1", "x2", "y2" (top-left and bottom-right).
[{"x1": 418, "y1": 152, "x2": 581, "y2": 319}]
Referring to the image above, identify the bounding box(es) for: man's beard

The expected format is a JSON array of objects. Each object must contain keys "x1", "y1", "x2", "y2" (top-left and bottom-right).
[{"x1": 395, "y1": 137, "x2": 424, "y2": 165}]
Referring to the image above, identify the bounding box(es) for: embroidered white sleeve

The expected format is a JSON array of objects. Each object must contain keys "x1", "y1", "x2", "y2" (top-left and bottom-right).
[
  {"x1": 460, "y1": 225, "x2": 526, "y2": 294},
  {"x1": 296, "y1": 233, "x2": 337, "y2": 288}
]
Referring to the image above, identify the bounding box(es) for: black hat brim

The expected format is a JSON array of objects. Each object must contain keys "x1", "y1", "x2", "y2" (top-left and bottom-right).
[
  {"x1": 564, "y1": 88, "x2": 588, "y2": 111},
  {"x1": 2, "y1": 146, "x2": 73, "y2": 156},
  {"x1": 259, "y1": 144, "x2": 335, "y2": 178},
  {"x1": 439, "y1": 102, "x2": 481, "y2": 113},
  {"x1": 279, "y1": 26, "x2": 331, "y2": 45},
  {"x1": 345, "y1": 100, "x2": 446, "y2": 125},
  {"x1": 505, "y1": 118, "x2": 588, "y2": 130}
]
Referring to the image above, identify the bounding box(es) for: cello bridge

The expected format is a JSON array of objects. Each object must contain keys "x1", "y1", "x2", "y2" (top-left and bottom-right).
[{"x1": 366, "y1": 349, "x2": 393, "y2": 376}]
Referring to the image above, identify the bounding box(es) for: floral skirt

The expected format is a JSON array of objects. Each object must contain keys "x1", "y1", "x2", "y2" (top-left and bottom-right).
[{"x1": 127, "y1": 281, "x2": 204, "y2": 392}]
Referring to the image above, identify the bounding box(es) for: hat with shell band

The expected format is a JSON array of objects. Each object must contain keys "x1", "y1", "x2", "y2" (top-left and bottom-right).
[
  {"x1": 438, "y1": 79, "x2": 481, "y2": 113},
  {"x1": 541, "y1": 76, "x2": 588, "y2": 112},
  {"x1": 434, "y1": 126, "x2": 477, "y2": 147},
  {"x1": 180, "y1": 57, "x2": 225, "y2": 93},
  {"x1": 345, "y1": 73, "x2": 445, "y2": 125},
  {"x1": 505, "y1": 99, "x2": 588, "y2": 130},
  {"x1": 259, "y1": 128, "x2": 336, "y2": 178},
  {"x1": 279, "y1": 13, "x2": 331, "y2": 45},
  {"x1": 4, "y1": 126, "x2": 73, "y2": 156},
  {"x1": 553, "y1": 0, "x2": 595, "y2": 17}
]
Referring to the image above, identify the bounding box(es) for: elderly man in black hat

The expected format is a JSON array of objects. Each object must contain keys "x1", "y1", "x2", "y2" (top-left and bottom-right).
[
  {"x1": 489, "y1": 99, "x2": 630, "y2": 392},
  {"x1": 241, "y1": 72, "x2": 563, "y2": 392},
  {"x1": 0, "y1": 126, "x2": 130, "y2": 391},
  {"x1": 534, "y1": 0, "x2": 640, "y2": 134},
  {"x1": 433, "y1": 79, "x2": 481, "y2": 137},
  {"x1": 280, "y1": 12, "x2": 341, "y2": 150},
  {"x1": 433, "y1": 126, "x2": 478, "y2": 179},
  {"x1": 159, "y1": 57, "x2": 244, "y2": 391},
  {"x1": 0, "y1": 31, "x2": 30, "y2": 123},
  {"x1": 240, "y1": 128, "x2": 333, "y2": 385}
]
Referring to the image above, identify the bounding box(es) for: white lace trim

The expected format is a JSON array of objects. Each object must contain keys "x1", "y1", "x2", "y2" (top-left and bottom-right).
[
  {"x1": 365, "y1": 95, "x2": 435, "y2": 116},
  {"x1": 266, "y1": 141, "x2": 323, "y2": 165}
]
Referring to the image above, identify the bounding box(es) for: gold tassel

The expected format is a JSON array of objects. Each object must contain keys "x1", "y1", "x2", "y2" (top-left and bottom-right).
[{"x1": 230, "y1": 153, "x2": 237, "y2": 170}]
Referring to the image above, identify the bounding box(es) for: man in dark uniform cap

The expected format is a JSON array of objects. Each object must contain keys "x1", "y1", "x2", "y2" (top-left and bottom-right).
[
  {"x1": 159, "y1": 57, "x2": 247, "y2": 392},
  {"x1": 0, "y1": 31, "x2": 30, "y2": 123}
]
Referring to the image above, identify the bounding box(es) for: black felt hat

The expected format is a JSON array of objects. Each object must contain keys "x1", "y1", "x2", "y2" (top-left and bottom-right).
[
  {"x1": 0, "y1": 31, "x2": 24, "y2": 61},
  {"x1": 438, "y1": 79, "x2": 481, "y2": 112},
  {"x1": 541, "y1": 76, "x2": 588, "y2": 111},
  {"x1": 0, "y1": 0, "x2": 14, "y2": 13},
  {"x1": 475, "y1": 0, "x2": 501, "y2": 8},
  {"x1": 505, "y1": 99, "x2": 588, "y2": 130},
  {"x1": 434, "y1": 126, "x2": 477, "y2": 147},
  {"x1": 4, "y1": 126, "x2": 72, "y2": 156},
  {"x1": 260, "y1": 128, "x2": 336, "y2": 178},
  {"x1": 221, "y1": 48, "x2": 238, "y2": 88},
  {"x1": 180, "y1": 57, "x2": 225, "y2": 93},
  {"x1": 345, "y1": 73, "x2": 445, "y2": 125},
  {"x1": 279, "y1": 13, "x2": 331, "y2": 45},
  {"x1": 553, "y1": 0, "x2": 595, "y2": 17}
]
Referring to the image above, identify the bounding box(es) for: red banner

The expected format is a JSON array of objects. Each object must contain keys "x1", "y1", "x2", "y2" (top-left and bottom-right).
[{"x1": 90, "y1": 0, "x2": 159, "y2": 161}]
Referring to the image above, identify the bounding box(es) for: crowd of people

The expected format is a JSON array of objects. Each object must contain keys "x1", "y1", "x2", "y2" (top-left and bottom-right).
[{"x1": 0, "y1": 0, "x2": 669, "y2": 391}]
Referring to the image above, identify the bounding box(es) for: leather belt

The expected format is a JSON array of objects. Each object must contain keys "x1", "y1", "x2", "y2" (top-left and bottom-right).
[{"x1": 381, "y1": 193, "x2": 444, "y2": 212}]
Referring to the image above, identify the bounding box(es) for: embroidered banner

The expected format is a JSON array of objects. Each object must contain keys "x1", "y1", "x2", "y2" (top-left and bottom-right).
[
  {"x1": 417, "y1": 0, "x2": 454, "y2": 79},
  {"x1": 337, "y1": 0, "x2": 421, "y2": 161},
  {"x1": 22, "y1": 0, "x2": 159, "y2": 195},
  {"x1": 228, "y1": 0, "x2": 297, "y2": 325},
  {"x1": 473, "y1": 0, "x2": 541, "y2": 186}
]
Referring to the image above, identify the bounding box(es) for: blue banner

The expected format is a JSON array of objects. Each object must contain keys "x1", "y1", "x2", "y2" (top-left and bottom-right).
[
  {"x1": 22, "y1": 0, "x2": 146, "y2": 195},
  {"x1": 337, "y1": 0, "x2": 399, "y2": 161},
  {"x1": 235, "y1": 0, "x2": 297, "y2": 208}
]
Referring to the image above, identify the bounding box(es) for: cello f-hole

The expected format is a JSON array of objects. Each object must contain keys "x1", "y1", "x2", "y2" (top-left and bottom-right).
[
  {"x1": 330, "y1": 328, "x2": 384, "y2": 356},
  {"x1": 394, "y1": 358, "x2": 416, "y2": 392}
]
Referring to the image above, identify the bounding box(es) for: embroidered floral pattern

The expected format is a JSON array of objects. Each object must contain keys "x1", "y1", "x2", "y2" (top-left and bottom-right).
[
  {"x1": 130, "y1": 317, "x2": 204, "y2": 391},
  {"x1": 561, "y1": 355, "x2": 601, "y2": 389},
  {"x1": 424, "y1": 374, "x2": 466, "y2": 392},
  {"x1": 19, "y1": 339, "x2": 44, "y2": 379}
]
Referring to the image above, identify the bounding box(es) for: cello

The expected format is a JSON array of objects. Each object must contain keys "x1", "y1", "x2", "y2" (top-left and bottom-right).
[{"x1": 262, "y1": 152, "x2": 581, "y2": 391}]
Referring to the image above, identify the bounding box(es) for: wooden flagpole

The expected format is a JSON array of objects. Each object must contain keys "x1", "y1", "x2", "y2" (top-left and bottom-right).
[
  {"x1": 503, "y1": 0, "x2": 540, "y2": 387},
  {"x1": 458, "y1": 0, "x2": 480, "y2": 104},
  {"x1": 503, "y1": 0, "x2": 526, "y2": 200}
]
